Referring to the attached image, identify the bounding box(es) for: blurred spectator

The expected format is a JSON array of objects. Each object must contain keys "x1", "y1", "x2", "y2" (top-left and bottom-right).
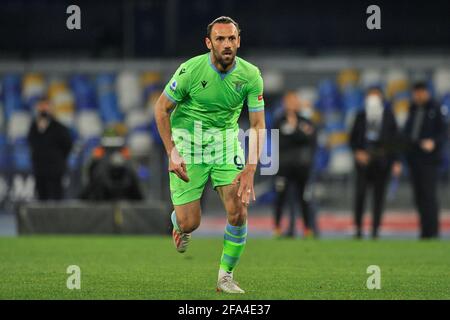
[
  {"x1": 403, "y1": 82, "x2": 448, "y2": 239},
  {"x1": 350, "y1": 87, "x2": 402, "y2": 239},
  {"x1": 273, "y1": 92, "x2": 317, "y2": 238},
  {"x1": 79, "y1": 127, "x2": 143, "y2": 201},
  {"x1": 27, "y1": 97, "x2": 73, "y2": 200}
]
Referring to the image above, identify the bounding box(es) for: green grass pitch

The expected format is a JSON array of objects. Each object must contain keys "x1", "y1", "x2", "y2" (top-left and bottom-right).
[{"x1": 1, "y1": 236, "x2": 449, "y2": 299}]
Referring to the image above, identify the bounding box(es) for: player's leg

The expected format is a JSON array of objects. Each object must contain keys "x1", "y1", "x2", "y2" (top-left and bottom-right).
[
  {"x1": 169, "y1": 163, "x2": 209, "y2": 253},
  {"x1": 211, "y1": 143, "x2": 247, "y2": 293},
  {"x1": 215, "y1": 183, "x2": 247, "y2": 293},
  {"x1": 171, "y1": 200, "x2": 201, "y2": 253},
  {"x1": 173, "y1": 200, "x2": 202, "y2": 233}
]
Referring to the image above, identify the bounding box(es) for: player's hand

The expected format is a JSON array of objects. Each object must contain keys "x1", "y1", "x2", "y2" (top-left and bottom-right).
[
  {"x1": 232, "y1": 165, "x2": 256, "y2": 206},
  {"x1": 168, "y1": 148, "x2": 189, "y2": 182}
]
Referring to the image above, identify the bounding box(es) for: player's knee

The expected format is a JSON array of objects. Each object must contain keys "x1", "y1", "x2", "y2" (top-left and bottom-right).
[
  {"x1": 178, "y1": 218, "x2": 200, "y2": 233},
  {"x1": 227, "y1": 207, "x2": 247, "y2": 226}
]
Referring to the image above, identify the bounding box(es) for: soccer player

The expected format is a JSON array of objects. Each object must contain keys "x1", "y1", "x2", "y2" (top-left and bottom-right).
[{"x1": 154, "y1": 16, "x2": 265, "y2": 294}]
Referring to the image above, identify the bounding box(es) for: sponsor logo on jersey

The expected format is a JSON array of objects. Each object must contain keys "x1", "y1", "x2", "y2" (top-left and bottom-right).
[
  {"x1": 258, "y1": 94, "x2": 263, "y2": 101},
  {"x1": 170, "y1": 80, "x2": 177, "y2": 91},
  {"x1": 178, "y1": 68, "x2": 186, "y2": 76},
  {"x1": 201, "y1": 80, "x2": 208, "y2": 88}
]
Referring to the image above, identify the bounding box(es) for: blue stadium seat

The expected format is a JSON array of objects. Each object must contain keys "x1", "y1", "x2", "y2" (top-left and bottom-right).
[
  {"x1": 2, "y1": 74, "x2": 23, "y2": 121},
  {"x1": 11, "y1": 137, "x2": 31, "y2": 172},
  {"x1": 442, "y1": 93, "x2": 450, "y2": 123},
  {"x1": 149, "y1": 118, "x2": 162, "y2": 146},
  {"x1": 341, "y1": 86, "x2": 363, "y2": 114},
  {"x1": 96, "y1": 73, "x2": 123, "y2": 124},
  {"x1": 70, "y1": 74, "x2": 97, "y2": 111},
  {"x1": 317, "y1": 80, "x2": 341, "y2": 111},
  {"x1": 0, "y1": 134, "x2": 10, "y2": 172}
]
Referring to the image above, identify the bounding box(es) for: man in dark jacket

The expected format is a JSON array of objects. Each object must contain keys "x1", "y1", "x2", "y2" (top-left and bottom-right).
[
  {"x1": 273, "y1": 92, "x2": 317, "y2": 238},
  {"x1": 27, "y1": 98, "x2": 73, "y2": 200},
  {"x1": 403, "y1": 82, "x2": 447, "y2": 239},
  {"x1": 350, "y1": 87, "x2": 402, "y2": 239}
]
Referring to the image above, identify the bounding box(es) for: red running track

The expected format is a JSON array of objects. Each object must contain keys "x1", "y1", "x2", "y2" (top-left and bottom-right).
[{"x1": 197, "y1": 210, "x2": 450, "y2": 235}]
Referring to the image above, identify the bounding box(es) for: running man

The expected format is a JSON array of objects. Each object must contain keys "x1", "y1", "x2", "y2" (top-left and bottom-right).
[{"x1": 155, "y1": 16, "x2": 265, "y2": 294}]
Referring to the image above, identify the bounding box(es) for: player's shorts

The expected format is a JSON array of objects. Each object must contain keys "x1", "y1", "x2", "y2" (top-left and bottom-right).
[{"x1": 169, "y1": 141, "x2": 245, "y2": 206}]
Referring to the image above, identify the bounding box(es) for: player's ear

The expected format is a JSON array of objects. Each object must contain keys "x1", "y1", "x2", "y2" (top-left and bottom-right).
[
  {"x1": 205, "y1": 37, "x2": 212, "y2": 50},
  {"x1": 237, "y1": 35, "x2": 241, "y2": 49}
]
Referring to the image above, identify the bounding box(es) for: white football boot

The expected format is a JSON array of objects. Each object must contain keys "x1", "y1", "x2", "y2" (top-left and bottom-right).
[{"x1": 216, "y1": 269, "x2": 245, "y2": 294}]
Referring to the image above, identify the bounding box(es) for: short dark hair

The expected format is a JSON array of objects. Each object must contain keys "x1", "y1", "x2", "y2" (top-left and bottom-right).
[
  {"x1": 206, "y1": 16, "x2": 240, "y2": 39},
  {"x1": 412, "y1": 81, "x2": 428, "y2": 91}
]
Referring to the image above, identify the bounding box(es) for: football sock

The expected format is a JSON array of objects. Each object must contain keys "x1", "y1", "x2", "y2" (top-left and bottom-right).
[
  {"x1": 171, "y1": 211, "x2": 181, "y2": 232},
  {"x1": 219, "y1": 221, "x2": 247, "y2": 273}
]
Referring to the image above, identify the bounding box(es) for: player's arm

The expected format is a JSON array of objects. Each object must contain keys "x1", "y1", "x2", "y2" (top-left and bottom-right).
[
  {"x1": 233, "y1": 69, "x2": 266, "y2": 205},
  {"x1": 246, "y1": 110, "x2": 266, "y2": 171},
  {"x1": 155, "y1": 63, "x2": 191, "y2": 182},
  {"x1": 154, "y1": 92, "x2": 189, "y2": 182},
  {"x1": 235, "y1": 110, "x2": 266, "y2": 205}
]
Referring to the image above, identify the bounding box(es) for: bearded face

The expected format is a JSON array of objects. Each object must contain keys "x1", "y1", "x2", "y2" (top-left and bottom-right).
[{"x1": 206, "y1": 23, "x2": 240, "y2": 70}]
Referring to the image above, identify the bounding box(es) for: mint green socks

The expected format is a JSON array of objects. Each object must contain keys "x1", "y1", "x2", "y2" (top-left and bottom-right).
[{"x1": 220, "y1": 222, "x2": 247, "y2": 272}]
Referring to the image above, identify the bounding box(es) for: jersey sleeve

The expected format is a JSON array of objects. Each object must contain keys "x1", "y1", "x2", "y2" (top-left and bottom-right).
[
  {"x1": 247, "y1": 68, "x2": 265, "y2": 112},
  {"x1": 163, "y1": 63, "x2": 190, "y2": 103}
]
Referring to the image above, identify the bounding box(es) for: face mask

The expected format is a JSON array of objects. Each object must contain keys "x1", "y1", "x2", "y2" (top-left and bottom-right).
[
  {"x1": 39, "y1": 111, "x2": 50, "y2": 119},
  {"x1": 365, "y1": 95, "x2": 383, "y2": 121}
]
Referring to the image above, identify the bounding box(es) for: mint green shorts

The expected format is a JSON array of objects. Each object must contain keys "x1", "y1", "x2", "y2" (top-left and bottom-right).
[{"x1": 169, "y1": 148, "x2": 245, "y2": 206}]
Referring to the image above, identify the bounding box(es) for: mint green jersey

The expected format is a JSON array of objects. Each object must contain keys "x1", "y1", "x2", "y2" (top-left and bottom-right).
[
  {"x1": 164, "y1": 52, "x2": 265, "y2": 134},
  {"x1": 164, "y1": 53, "x2": 264, "y2": 205}
]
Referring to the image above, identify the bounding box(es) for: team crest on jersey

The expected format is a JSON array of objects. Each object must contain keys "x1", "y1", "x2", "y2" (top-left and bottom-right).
[{"x1": 233, "y1": 81, "x2": 245, "y2": 92}]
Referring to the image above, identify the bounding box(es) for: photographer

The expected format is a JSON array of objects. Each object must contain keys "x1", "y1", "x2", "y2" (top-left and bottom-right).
[{"x1": 80, "y1": 129, "x2": 143, "y2": 201}]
